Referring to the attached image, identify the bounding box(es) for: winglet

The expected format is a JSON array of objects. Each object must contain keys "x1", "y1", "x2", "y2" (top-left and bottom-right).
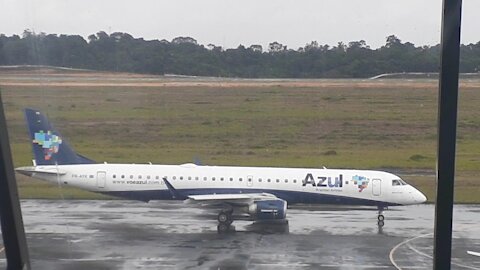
[{"x1": 162, "y1": 178, "x2": 186, "y2": 199}]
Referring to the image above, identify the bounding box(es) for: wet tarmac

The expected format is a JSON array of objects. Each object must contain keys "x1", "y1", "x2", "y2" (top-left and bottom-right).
[{"x1": 1, "y1": 200, "x2": 479, "y2": 269}]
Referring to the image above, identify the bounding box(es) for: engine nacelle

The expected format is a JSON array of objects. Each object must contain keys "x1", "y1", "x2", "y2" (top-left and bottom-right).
[{"x1": 248, "y1": 199, "x2": 287, "y2": 220}]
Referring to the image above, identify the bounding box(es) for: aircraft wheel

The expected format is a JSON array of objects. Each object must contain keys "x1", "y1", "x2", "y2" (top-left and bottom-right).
[
  {"x1": 217, "y1": 223, "x2": 233, "y2": 234},
  {"x1": 378, "y1": 214, "x2": 385, "y2": 221},
  {"x1": 217, "y1": 223, "x2": 229, "y2": 233},
  {"x1": 378, "y1": 220, "x2": 385, "y2": 227},
  {"x1": 218, "y1": 211, "x2": 231, "y2": 224}
]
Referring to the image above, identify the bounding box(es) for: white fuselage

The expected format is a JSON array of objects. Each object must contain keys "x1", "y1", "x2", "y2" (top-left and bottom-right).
[{"x1": 19, "y1": 162, "x2": 427, "y2": 206}]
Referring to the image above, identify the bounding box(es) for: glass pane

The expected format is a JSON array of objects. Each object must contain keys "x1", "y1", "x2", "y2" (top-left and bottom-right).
[
  {"x1": 0, "y1": 235, "x2": 4, "y2": 267},
  {"x1": 1, "y1": 0, "x2": 479, "y2": 269}
]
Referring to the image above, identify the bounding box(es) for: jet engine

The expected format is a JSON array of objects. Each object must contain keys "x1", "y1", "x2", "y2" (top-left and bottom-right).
[{"x1": 248, "y1": 199, "x2": 287, "y2": 220}]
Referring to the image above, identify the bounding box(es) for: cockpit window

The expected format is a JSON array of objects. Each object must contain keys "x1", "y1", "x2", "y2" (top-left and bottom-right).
[
  {"x1": 392, "y1": 179, "x2": 402, "y2": 186},
  {"x1": 392, "y1": 179, "x2": 408, "y2": 186}
]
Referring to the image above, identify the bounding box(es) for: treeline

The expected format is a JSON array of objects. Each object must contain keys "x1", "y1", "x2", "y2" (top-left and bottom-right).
[{"x1": 1, "y1": 30, "x2": 480, "y2": 78}]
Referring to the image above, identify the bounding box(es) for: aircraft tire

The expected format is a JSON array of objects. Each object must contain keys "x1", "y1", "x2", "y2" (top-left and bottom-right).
[
  {"x1": 218, "y1": 211, "x2": 231, "y2": 224},
  {"x1": 378, "y1": 214, "x2": 385, "y2": 221},
  {"x1": 217, "y1": 223, "x2": 229, "y2": 233},
  {"x1": 378, "y1": 220, "x2": 384, "y2": 227}
]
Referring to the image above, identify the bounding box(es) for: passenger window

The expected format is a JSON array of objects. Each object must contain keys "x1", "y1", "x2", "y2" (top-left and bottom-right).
[
  {"x1": 173, "y1": 176, "x2": 176, "y2": 180},
  {"x1": 113, "y1": 175, "x2": 116, "y2": 178},
  {"x1": 121, "y1": 175, "x2": 125, "y2": 179},
  {"x1": 195, "y1": 177, "x2": 199, "y2": 180},
  {"x1": 180, "y1": 176, "x2": 183, "y2": 180},
  {"x1": 239, "y1": 178, "x2": 243, "y2": 182},
  {"x1": 130, "y1": 175, "x2": 134, "y2": 179},
  {"x1": 138, "y1": 175, "x2": 142, "y2": 179},
  {"x1": 293, "y1": 179, "x2": 297, "y2": 183},
  {"x1": 258, "y1": 178, "x2": 262, "y2": 182},
  {"x1": 188, "y1": 176, "x2": 191, "y2": 180},
  {"x1": 203, "y1": 177, "x2": 207, "y2": 181},
  {"x1": 230, "y1": 178, "x2": 233, "y2": 181},
  {"x1": 285, "y1": 179, "x2": 288, "y2": 183},
  {"x1": 276, "y1": 179, "x2": 279, "y2": 183},
  {"x1": 147, "y1": 175, "x2": 150, "y2": 179},
  {"x1": 267, "y1": 179, "x2": 271, "y2": 182},
  {"x1": 156, "y1": 176, "x2": 159, "y2": 180},
  {"x1": 212, "y1": 177, "x2": 216, "y2": 181},
  {"x1": 220, "y1": 177, "x2": 224, "y2": 181}
]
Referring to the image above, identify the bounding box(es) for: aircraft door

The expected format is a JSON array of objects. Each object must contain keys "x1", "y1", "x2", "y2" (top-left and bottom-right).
[
  {"x1": 97, "y1": 171, "x2": 106, "y2": 188},
  {"x1": 247, "y1": 175, "x2": 253, "y2": 187},
  {"x1": 372, "y1": 179, "x2": 381, "y2": 196}
]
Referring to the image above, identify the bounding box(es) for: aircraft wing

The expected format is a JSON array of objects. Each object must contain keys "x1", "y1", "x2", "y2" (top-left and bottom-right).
[
  {"x1": 162, "y1": 177, "x2": 279, "y2": 205},
  {"x1": 187, "y1": 193, "x2": 278, "y2": 206}
]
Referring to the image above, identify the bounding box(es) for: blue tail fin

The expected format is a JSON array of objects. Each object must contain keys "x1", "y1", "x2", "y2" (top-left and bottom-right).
[{"x1": 25, "y1": 108, "x2": 95, "y2": 165}]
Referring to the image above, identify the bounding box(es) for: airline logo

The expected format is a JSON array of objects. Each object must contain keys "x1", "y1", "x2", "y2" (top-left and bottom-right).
[
  {"x1": 33, "y1": 130, "x2": 62, "y2": 160},
  {"x1": 302, "y1": 173, "x2": 343, "y2": 188},
  {"x1": 352, "y1": 175, "x2": 369, "y2": 192}
]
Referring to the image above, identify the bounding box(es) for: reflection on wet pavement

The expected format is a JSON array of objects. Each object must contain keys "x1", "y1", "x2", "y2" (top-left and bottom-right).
[{"x1": 1, "y1": 200, "x2": 479, "y2": 269}]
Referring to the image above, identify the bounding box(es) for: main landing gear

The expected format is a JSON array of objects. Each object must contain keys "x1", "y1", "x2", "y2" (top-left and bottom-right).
[
  {"x1": 377, "y1": 207, "x2": 385, "y2": 227},
  {"x1": 217, "y1": 209, "x2": 234, "y2": 233}
]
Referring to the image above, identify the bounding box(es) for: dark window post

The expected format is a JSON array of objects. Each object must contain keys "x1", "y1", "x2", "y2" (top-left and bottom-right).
[
  {"x1": 0, "y1": 92, "x2": 31, "y2": 269},
  {"x1": 433, "y1": 0, "x2": 462, "y2": 269}
]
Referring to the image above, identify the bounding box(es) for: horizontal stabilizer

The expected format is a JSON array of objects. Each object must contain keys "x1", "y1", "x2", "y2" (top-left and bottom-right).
[{"x1": 16, "y1": 166, "x2": 67, "y2": 177}]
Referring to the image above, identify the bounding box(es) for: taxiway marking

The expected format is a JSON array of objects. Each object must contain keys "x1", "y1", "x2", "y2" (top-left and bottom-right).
[
  {"x1": 468, "y1": 251, "x2": 480, "y2": 257},
  {"x1": 389, "y1": 233, "x2": 433, "y2": 270},
  {"x1": 390, "y1": 233, "x2": 480, "y2": 270},
  {"x1": 407, "y1": 242, "x2": 480, "y2": 270}
]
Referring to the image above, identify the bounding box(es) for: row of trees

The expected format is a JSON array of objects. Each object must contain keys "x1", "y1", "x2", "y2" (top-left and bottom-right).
[{"x1": 1, "y1": 30, "x2": 479, "y2": 78}]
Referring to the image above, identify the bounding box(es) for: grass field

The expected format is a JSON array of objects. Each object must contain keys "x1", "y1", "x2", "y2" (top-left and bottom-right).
[{"x1": 1, "y1": 69, "x2": 479, "y2": 203}]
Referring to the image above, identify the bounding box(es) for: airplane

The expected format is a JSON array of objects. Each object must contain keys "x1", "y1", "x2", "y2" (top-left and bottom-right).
[{"x1": 16, "y1": 108, "x2": 427, "y2": 232}]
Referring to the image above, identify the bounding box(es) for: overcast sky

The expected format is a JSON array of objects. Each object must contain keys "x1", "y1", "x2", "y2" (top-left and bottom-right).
[{"x1": 1, "y1": 0, "x2": 479, "y2": 49}]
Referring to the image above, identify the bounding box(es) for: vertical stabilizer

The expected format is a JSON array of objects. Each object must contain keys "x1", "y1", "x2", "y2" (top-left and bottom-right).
[{"x1": 24, "y1": 108, "x2": 95, "y2": 165}]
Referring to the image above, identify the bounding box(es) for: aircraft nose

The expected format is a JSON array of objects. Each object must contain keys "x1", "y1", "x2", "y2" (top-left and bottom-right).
[{"x1": 415, "y1": 189, "x2": 427, "y2": 203}]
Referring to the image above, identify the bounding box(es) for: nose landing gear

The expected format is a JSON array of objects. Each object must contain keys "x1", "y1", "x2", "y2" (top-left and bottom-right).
[{"x1": 377, "y1": 206, "x2": 385, "y2": 227}]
